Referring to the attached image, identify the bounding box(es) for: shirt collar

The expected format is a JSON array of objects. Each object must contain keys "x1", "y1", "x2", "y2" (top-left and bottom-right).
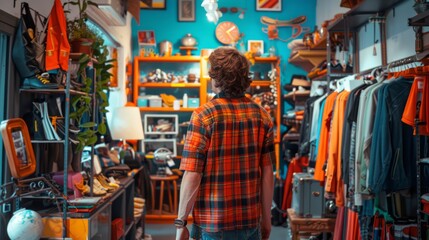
[{"x1": 214, "y1": 91, "x2": 245, "y2": 99}]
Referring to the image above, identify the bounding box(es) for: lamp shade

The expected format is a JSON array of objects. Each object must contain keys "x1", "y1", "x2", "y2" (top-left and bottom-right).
[{"x1": 109, "y1": 107, "x2": 144, "y2": 140}]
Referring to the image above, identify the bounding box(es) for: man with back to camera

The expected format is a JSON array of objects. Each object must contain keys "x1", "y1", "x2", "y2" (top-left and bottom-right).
[{"x1": 175, "y1": 47, "x2": 275, "y2": 240}]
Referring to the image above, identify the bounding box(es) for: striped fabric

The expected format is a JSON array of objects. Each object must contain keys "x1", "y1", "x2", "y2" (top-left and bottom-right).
[{"x1": 180, "y1": 95, "x2": 274, "y2": 232}]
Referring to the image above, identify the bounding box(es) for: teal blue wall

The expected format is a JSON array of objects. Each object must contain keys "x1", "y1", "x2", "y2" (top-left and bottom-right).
[{"x1": 131, "y1": 0, "x2": 317, "y2": 114}]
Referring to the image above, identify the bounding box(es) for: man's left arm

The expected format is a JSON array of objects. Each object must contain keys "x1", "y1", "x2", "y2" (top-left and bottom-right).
[{"x1": 261, "y1": 151, "x2": 274, "y2": 240}]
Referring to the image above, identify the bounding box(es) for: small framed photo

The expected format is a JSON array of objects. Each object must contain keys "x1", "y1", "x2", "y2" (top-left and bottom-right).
[
  {"x1": 140, "y1": 0, "x2": 166, "y2": 9},
  {"x1": 256, "y1": 0, "x2": 282, "y2": 11},
  {"x1": 248, "y1": 40, "x2": 264, "y2": 56},
  {"x1": 138, "y1": 30, "x2": 156, "y2": 46},
  {"x1": 178, "y1": 0, "x2": 195, "y2": 22}
]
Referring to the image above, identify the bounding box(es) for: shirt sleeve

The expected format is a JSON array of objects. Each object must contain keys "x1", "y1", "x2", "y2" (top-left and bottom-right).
[
  {"x1": 180, "y1": 112, "x2": 210, "y2": 173},
  {"x1": 261, "y1": 122, "x2": 275, "y2": 167}
]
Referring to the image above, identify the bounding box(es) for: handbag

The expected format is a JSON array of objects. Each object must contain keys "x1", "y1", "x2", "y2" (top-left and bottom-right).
[
  {"x1": 12, "y1": 3, "x2": 40, "y2": 79},
  {"x1": 12, "y1": 2, "x2": 57, "y2": 89}
]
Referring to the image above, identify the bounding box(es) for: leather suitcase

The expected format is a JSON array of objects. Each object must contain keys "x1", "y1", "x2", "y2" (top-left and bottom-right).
[{"x1": 292, "y1": 172, "x2": 325, "y2": 218}]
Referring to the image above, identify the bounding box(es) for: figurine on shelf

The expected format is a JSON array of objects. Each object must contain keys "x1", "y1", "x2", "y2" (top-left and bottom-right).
[
  {"x1": 268, "y1": 68, "x2": 277, "y2": 81},
  {"x1": 147, "y1": 69, "x2": 168, "y2": 82}
]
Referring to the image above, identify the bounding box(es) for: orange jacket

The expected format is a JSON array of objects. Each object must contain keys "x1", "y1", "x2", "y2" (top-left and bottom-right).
[
  {"x1": 45, "y1": 0, "x2": 70, "y2": 71},
  {"x1": 313, "y1": 91, "x2": 338, "y2": 181}
]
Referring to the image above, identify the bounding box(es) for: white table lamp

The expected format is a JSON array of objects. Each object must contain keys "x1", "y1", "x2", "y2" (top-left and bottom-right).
[{"x1": 109, "y1": 106, "x2": 144, "y2": 161}]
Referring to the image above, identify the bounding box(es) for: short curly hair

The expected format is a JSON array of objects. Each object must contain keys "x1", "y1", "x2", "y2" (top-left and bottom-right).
[{"x1": 208, "y1": 47, "x2": 251, "y2": 97}]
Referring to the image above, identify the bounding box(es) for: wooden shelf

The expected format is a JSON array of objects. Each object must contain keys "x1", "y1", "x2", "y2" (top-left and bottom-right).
[
  {"x1": 134, "y1": 56, "x2": 201, "y2": 62},
  {"x1": 20, "y1": 88, "x2": 91, "y2": 96},
  {"x1": 328, "y1": 0, "x2": 406, "y2": 32},
  {"x1": 288, "y1": 50, "x2": 326, "y2": 72},
  {"x1": 254, "y1": 57, "x2": 279, "y2": 63},
  {"x1": 409, "y1": 10, "x2": 429, "y2": 26},
  {"x1": 138, "y1": 107, "x2": 196, "y2": 112},
  {"x1": 283, "y1": 90, "x2": 311, "y2": 100},
  {"x1": 138, "y1": 82, "x2": 201, "y2": 88},
  {"x1": 251, "y1": 81, "x2": 273, "y2": 87}
]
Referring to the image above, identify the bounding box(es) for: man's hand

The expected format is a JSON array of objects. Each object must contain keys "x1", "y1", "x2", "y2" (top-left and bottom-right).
[
  {"x1": 176, "y1": 227, "x2": 190, "y2": 240},
  {"x1": 261, "y1": 220, "x2": 271, "y2": 240}
]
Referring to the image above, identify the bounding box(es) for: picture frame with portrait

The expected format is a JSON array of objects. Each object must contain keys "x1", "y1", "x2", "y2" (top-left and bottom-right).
[
  {"x1": 178, "y1": 0, "x2": 195, "y2": 22},
  {"x1": 248, "y1": 40, "x2": 264, "y2": 56},
  {"x1": 0, "y1": 118, "x2": 36, "y2": 178}
]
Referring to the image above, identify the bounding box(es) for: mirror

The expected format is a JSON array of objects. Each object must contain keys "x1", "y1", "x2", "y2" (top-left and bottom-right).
[{"x1": 0, "y1": 118, "x2": 36, "y2": 178}]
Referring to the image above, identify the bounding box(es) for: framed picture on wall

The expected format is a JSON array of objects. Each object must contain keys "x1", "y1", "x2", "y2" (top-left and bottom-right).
[
  {"x1": 256, "y1": 0, "x2": 282, "y2": 11},
  {"x1": 140, "y1": 0, "x2": 166, "y2": 9},
  {"x1": 248, "y1": 40, "x2": 264, "y2": 56},
  {"x1": 138, "y1": 30, "x2": 156, "y2": 46},
  {"x1": 178, "y1": 0, "x2": 195, "y2": 22}
]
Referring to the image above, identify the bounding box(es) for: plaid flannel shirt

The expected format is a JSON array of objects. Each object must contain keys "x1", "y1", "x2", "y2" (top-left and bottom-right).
[{"x1": 180, "y1": 95, "x2": 274, "y2": 232}]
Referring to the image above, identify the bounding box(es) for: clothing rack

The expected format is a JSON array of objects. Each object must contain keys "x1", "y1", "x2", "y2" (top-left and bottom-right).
[
  {"x1": 356, "y1": 55, "x2": 422, "y2": 81},
  {"x1": 386, "y1": 55, "x2": 420, "y2": 72}
]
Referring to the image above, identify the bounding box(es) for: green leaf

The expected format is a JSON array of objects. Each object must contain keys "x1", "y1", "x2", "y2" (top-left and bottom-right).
[
  {"x1": 81, "y1": 122, "x2": 96, "y2": 128},
  {"x1": 99, "y1": 91, "x2": 108, "y2": 102},
  {"x1": 76, "y1": 144, "x2": 84, "y2": 152},
  {"x1": 98, "y1": 122, "x2": 107, "y2": 134},
  {"x1": 79, "y1": 54, "x2": 90, "y2": 64},
  {"x1": 87, "y1": 135, "x2": 98, "y2": 145}
]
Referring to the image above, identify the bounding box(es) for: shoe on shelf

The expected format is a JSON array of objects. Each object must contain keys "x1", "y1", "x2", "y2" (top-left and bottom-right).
[
  {"x1": 95, "y1": 174, "x2": 117, "y2": 192},
  {"x1": 21, "y1": 74, "x2": 59, "y2": 89},
  {"x1": 94, "y1": 178, "x2": 113, "y2": 193}
]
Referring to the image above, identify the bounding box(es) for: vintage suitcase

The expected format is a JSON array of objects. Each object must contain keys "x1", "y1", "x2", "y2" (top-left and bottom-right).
[{"x1": 292, "y1": 172, "x2": 325, "y2": 218}]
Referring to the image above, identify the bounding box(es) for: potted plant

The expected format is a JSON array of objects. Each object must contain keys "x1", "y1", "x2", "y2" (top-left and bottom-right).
[
  {"x1": 64, "y1": 0, "x2": 114, "y2": 151},
  {"x1": 64, "y1": 0, "x2": 98, "y2": 55},
  {"x1": 69, "y1": 34, "x2": 114, "y2": 151}
]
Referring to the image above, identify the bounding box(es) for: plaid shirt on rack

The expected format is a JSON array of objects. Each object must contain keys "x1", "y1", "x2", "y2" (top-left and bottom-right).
[{"x1": 180, "y1": 94, "x2": 274, "y2": 232}]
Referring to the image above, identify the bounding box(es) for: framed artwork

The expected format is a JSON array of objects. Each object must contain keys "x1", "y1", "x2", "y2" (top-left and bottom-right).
[
  {"x1": 248, "y1": 40, "x2": 264, "y2": 56},
  {"x1": 256, "y1": 0, "x2": 282, "y2": 11},
  {"x1": 138, "y1": 30, "x2": 156, "y2": 46},
  {"x1": 140, "y1": 0, "x2": 166, "y2": 9},
  {"x1": 178, "y1": 0, "x2": 195, "y2": 22}
]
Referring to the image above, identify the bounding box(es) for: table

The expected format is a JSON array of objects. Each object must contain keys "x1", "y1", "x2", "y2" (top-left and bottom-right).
[{"x1": 287, "y1": 208, "x2": 336, "y2": 240}]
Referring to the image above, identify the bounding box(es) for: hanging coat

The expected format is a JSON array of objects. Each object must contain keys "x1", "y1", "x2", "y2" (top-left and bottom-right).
[{"x1": 45, "y1": 0, "x2": 70, "y2": 71}]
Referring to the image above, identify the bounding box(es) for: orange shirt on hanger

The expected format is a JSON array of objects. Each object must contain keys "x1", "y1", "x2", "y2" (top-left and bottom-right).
[
  {"x1": 402, "y1": 76, "x2": 429, "y2": 135},
  {"x1": 325, "y1": 90, "x2": 349, "y2": 207}
]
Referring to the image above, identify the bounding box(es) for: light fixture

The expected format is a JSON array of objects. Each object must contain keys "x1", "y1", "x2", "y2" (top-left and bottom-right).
[
  {"x1": 201, "y1": 0, "x2": 222, "y2": 24},
  {"x1": 109, "y1": 106, "x2": 144, "y2": 162}
]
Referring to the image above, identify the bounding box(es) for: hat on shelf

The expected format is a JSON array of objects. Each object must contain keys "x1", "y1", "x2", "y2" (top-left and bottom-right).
[{"x1": 283, "y1": 74, "x2": 311, "y2": 91}]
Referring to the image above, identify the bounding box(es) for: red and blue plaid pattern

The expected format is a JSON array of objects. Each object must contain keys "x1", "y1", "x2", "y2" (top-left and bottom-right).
[{"x1": 180, "y1": 96, "x2": 274, "y2": 232}]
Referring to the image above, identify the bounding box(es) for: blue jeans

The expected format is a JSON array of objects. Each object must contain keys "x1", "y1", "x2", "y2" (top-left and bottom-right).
[{"x1": 191, "y1": 224, "x2": 261, "y2": 240}]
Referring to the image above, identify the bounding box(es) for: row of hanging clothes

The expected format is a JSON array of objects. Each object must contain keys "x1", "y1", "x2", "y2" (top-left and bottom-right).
[{"x1": 283, "y1": 56, "x2": 429, "y2": 239}]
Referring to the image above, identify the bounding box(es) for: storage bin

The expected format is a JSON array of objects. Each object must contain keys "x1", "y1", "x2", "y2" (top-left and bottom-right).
[
  {"x1": 292, "y1": 172, "x2": 325, "y2": 218},
  {"x1": 149, "y1": 97, "x2": 162, "y2": 107},
  {"x1": 137, "y1": 97, "x2": 148, "y2": 107},
  {"x1": 187, "y1": 98, "x2": 200, "y2": 108}
]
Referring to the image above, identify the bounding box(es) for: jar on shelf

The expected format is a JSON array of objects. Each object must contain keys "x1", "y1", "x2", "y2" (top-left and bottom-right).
[{"x1": 181, "y1": 34, "x2": 197, "y2": 47}]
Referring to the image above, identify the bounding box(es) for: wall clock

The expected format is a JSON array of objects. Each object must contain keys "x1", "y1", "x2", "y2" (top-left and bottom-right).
[{"x1": 215, "y1": 21, "x2": 240, "y2": 45}]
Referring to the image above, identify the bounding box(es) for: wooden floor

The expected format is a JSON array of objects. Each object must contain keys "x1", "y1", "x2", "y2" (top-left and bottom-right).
[{"x1": 144, "y1": 223, "x2": 290, "y2": 240}]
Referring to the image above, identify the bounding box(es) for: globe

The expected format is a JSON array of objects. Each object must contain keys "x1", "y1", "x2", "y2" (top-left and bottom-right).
[{"x1": 7, "y1": 208, "x2": 44, "y2": 240}]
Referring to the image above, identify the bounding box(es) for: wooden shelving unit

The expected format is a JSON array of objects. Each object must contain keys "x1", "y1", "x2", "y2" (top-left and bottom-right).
[{"x1": 288, "y1": 50, "x2": 327, "y2": 72}]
